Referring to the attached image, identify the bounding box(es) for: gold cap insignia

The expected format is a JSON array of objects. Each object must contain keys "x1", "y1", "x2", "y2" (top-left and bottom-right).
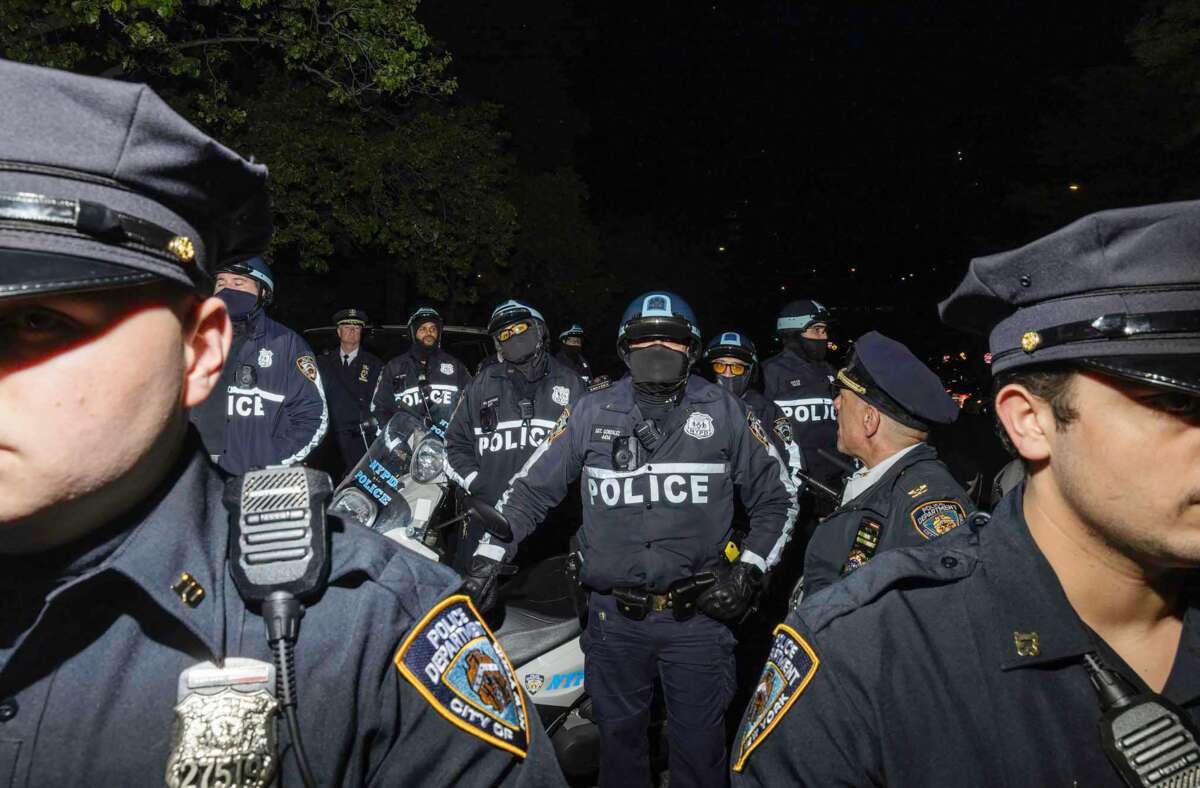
[
  {"x1": 835, "y1": 369, "x2": 867, "y2": 395},
  {"x1": 1020, "y1": 331, "x2": 1042, "y2": 353},
  {"x1": 167, "y1": 235, "x2": 196, "y2": 264},
  {"x1": 1013, "y1": 631, "x2": 1040, "y2": 657}
]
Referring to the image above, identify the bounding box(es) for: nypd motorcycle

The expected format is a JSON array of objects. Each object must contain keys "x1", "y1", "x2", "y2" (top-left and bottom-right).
[{"x1": 327, "y1": 411, "x2": 456, "y2": 560}]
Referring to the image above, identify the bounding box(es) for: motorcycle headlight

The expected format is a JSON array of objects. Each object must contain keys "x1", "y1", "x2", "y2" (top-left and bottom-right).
[
  {"x1": 328, "y1": 487, "x2": 378, "y2": 529},
  {"x1": 411, "y1": 437, "x2": 445, "y2": 483}
]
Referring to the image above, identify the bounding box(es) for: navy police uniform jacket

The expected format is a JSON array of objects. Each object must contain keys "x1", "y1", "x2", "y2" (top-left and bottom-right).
[
  {"x1": 730, "y1": 485, "x2": 1200, "y2": 785},
  {"x1": 317, "y1": 347, "x2": 383, "y2": 429},
  {"x1": 371, "y1": 348, "x2": 470, "y2": 431},
  {"x1": 480, "y1": 376, "x2": 798, "y2": 592},
  {"x1": 553, "y1": 348, "x2": 592, "y2": 384},
  {"x1": 802, "y1": 443, "x2": 972, "y2": 597},
  {"x1": 191, "y1": 308, "x2": 328, "y2": 476},
  {"x1": 445, "y1": 356, "x2": 585, "y2": 506},
  {"x1": 760, "y1": 349, "x2": 847, "y2": 488},
  {"x1": 742, "y1": 387, "x2": 805, "y2": 488},
  {"x1": 0, "y1": 440, "x2": 565, "y2": 786}
]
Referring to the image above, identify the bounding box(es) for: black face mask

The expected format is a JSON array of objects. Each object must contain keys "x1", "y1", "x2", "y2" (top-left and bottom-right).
[
  {"x1": 501, "y1": 330, "x2": 540, "y2": 364},
  {"x1": 628, "y1": 345, "x2": 690, "y2": 388},
  {"x1": 715, "y1": 372, "x2": 751, "y2": 397},
  {"x1": 786, "y1": 336, "x2": 828, "y2": 362},
  {"x1": 217, "y1": 288, "x2": 258, "y2": 321}
]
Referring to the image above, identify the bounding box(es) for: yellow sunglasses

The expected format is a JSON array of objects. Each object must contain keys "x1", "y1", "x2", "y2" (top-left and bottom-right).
[
  {"x1": 497, "y1": 322, "x2": 530, "y2": 342},
  {"x1": 711, "y1": 360, "x2": 748, "y2": 376}
]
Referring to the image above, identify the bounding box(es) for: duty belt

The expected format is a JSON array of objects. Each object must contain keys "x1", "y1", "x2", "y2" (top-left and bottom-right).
[{"x1": 609, "y1": 571, "x2": 717, "y2": 622}]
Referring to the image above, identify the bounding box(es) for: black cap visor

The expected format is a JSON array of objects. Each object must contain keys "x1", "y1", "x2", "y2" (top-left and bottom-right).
[
  {"x1": 705, "y1": 344, "x2": 756, "y2": 365},
  {"x1": 1078, "y1": 355, "x2": 1200, "y2": 397},
  {"x1": 623, "y1": 316, "x2": 694, "y2": 345},
  {"x1": 0, "y1": 247, "x2": 157, "y2": 300}
]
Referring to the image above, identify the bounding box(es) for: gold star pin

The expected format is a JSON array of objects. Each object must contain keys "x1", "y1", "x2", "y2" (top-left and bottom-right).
[
  {"x1": 1020, "y1": 331, "x2": 1042, "y2": 353},
  {"x1": 167, "y1": 235, "x2": 196, "y2": 264},
  {"x1": 171, "y1": 572, "x2": 206, "y2": 607},
  {"x1": 1013, "y1": 631, "x2": 1040, "y2": 657}
]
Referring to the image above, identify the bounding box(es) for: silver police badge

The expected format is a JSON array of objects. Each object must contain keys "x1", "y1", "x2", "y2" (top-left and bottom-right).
[
  {"x1": 551, "y1": 385, "x2": 570, "y2": 407},
  {"x1": 684, "y1": 411, "x2": 715, "y2": 440},
  {"x1": 440, "y1": 362, "x2": 455, "y2": 375},
  {"x1": 257, "y1": 348, "x2": 273, "y2": 368},
  {"x1": 166, "y1": 658, "x2": 279, "y2": 788}
]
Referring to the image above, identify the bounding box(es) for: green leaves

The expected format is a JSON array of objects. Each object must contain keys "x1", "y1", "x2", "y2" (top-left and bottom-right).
[{"x1": 0, "y1": 0, "x2": 520, "y2": 308}]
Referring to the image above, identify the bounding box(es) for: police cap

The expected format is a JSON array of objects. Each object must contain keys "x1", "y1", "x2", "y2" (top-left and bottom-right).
[
  {"x1": 835, "y1": 331, "x2": 959, "y2": 430},
  {"x1": 939, "y1": 200, "x2": 1200, "y2": 395},
  {"x1": 0, "y1": 59, "x2": 271, "y2": 300},
  {"x1": 334, "y1": 308, "x2": 368, "y2": 326}
]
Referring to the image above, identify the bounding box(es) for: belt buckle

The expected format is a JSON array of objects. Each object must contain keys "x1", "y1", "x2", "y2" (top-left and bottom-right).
[{"x1": 651, "y1": 594, "x2": 671, "y2": 612}]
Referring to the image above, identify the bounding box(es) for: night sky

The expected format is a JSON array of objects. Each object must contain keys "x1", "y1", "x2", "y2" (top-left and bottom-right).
[{"x1": 419, "y1": 1, "x2": 1146, "y2": 360}]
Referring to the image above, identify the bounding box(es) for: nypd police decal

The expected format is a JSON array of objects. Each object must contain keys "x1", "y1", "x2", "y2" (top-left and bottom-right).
[
  {"x1": 396, "y1": 595, "x2": 530, "y2": 757},
  {"x1": 733, "y1": 623, "x2": 820, "y2": 772},
  {"x1": 910, "y1": 500, "x2": 967, "y2": 540}
]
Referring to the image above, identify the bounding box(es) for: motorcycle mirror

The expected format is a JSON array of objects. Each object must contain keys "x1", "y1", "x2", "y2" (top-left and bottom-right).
[{"x1": 464, "y1": 494, "x2": 513, "y2": 541}]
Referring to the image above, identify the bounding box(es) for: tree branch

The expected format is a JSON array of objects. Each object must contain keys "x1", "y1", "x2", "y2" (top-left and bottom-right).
[{"x1": 175, "y1": 36, "x2": 263, "y2": 50}]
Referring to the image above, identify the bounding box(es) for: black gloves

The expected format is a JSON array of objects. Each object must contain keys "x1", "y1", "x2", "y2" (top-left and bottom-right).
[
  {"x1": 698, "y1": 561, "x2": 764, "y2": 622},
  {"x1": 463, "y1": 555, "x2": 506, "y2": 613}
]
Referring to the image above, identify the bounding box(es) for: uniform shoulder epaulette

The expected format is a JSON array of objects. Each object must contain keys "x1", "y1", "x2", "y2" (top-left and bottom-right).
[{"x1": 802, "y1": 524, "x2": 984, "y2": 633}]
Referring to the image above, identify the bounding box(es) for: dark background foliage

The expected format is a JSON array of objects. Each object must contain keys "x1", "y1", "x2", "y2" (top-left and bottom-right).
[{"x1": 5, "y1": 0, "x2": 1197, "y2": 369}]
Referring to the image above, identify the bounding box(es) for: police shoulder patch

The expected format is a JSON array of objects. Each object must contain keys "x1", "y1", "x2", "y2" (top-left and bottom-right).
[
  {"x1": 746, "y1": 412, "x2": 769, "y2": 448},
  {"x1": 733, "y1": 623, "x2": 820, "y2": 772},
  {"x1": 296, "y1": 354, "x2": 318, "y2": 382},
  {"x1": 394, "y1": 595, "x2": 530, "y2": 758},
  {"x1": 772, "y1": 416, "x2": 793, "y2": 444},
  {"x1": 910, "y1": 499, "x2": 967, "y2": 540},
  {"x1": 548, "y1": 406, "x2": 571, "y2": 443}
]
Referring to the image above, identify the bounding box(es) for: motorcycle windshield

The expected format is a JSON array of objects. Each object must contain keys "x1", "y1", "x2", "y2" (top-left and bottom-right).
[{"x1": 334, "y1": 411, "x2": 421, "y2": 533}]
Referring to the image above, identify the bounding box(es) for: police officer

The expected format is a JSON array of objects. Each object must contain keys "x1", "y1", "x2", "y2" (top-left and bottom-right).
[
  {"x1": 371, "y1": 304, "x2": 470, "y2": 432},
  {"x1": 553, "y1": 322, "x2": 592, "y2": 383},
  {"x1": 445, "y1": 300, "x2": 585, "y2": 571},
  {"x1": 703, "y1": 331, "x2": 803, "y2": 485},
  {"x1": 0, "y1": 59, "x2": 564, "y2": 786},
  {"x1": 731, "y1": 201, "x2": 1200, "y2": 785},
  {"x1": 760, "y1": 299, "x2": 850, "y2": 495},
  {"x1": 316, "y1": 307, "x2": 382, "y2": 475},
  {"x1": 190, "y1": 255, "x2": 328, "y2": 475},
  {"x1": 799, "y1": 330, "x2": 971, "y2": 598},
  {"x1": 465, "y1": 292, "x2": 796, "y2": 788}
]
